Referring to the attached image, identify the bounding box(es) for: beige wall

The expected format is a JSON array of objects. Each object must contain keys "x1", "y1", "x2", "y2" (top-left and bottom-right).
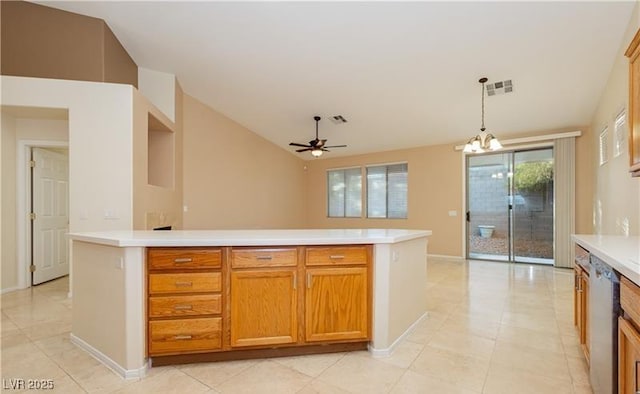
[
  {"x1": 1, "y1": 1, "x2": 137, "y2": 87},
  {"x1": 575, "y1": 127, "x2": 595, "y2": 234},
  {"x1": 305, "y1": 144, "x2": 463, "y2": 257},
  {"x1": 132, "y1": 82, "x2": 184, "y2": 230},
  {"x1": 2, "y1": 76, "x2": 137, "y2": 292},
  {"x1": 182, "y1": 94, "x2": 307, "y2": 229},
  {"x1": 1, "y1": 112, "x2": 17, "y2": 291},
  {"x1": 305, "y1": 129, "x2": 594, "y2": 257},
  {"x1": 591, "y1": 4, "x2": 640, "y2": 236},
  {"x1": 1, "y1": 110, "x2": 69, "y2": 291}
]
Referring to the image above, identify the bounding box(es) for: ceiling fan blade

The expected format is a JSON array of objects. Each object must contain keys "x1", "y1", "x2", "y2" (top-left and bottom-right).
[
  {"x1": 289, "y1": 142, "x2": 311, "y2": 148},
  {"x1": 323, "y1": 145, "x2": 347, "y2": 148},
  {"x1": 296, "y1": 148, "x2": 312, "y2": 152}
]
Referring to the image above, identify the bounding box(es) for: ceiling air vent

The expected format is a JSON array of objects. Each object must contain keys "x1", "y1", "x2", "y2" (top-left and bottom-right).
[
  {"x1": 486, "y1": 80, "x2": 513, "y2": 96},
  {"x1": 330, "y1": 115, "x2": 347, "y2": 124}
]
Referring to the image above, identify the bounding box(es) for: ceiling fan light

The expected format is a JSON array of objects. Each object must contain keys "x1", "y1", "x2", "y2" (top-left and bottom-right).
[{"x1": 311, "y1": 149, "x2": 323, "y2": 157}]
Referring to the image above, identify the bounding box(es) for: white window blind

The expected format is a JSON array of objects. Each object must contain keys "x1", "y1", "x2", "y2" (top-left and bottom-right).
[
  {"x1": 367, "y1": 163, "x2": 408, "y2": 218},
  {"x1": 327, "y1": 168, "x2": 362, "y2": 217}
]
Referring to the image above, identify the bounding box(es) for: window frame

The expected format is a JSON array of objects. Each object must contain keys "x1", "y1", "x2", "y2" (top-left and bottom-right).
[
  {"x1": 326, "y1": 166, "x2": 363, "y2": 218},
  {"x1": 365, "y1": 162, "x2": 408, "y2": 219}
]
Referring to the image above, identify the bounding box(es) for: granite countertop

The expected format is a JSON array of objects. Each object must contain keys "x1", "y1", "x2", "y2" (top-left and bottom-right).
[
  {"x1": 572, "y1": 234, "x2": 640, "y2": 284},
  {"x1": 68, "y1": 229, "x2": 432, "y2": 247}
]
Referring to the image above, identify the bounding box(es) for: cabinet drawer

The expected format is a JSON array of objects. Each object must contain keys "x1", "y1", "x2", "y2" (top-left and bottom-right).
[
  {"x1": 149, "y1": 272, "x2": 221, "y2": 294},
  {"x1": 306, "y1": 246, "x2": 368, "y2": 266},
  {"x1": 149, "y1": 317, "x2": 222, "y2": 355},
  {"x1": 149, "y1": 294, "x2": 221, "y2": 318},
  {"x1": 231, "y1": 247, "x2": 297, "y2": 268},
  {"x1": 622, "y1": 276, "x2": 640, "y2": 324},
  {"x1": 148, "y1": 248, "x2": 222, "y2": 270}
]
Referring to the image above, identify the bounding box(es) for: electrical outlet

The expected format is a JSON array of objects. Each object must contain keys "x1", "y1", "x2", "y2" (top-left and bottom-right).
[{"x1": 448, "y1": 210, "x2": 458, "y2": 217}]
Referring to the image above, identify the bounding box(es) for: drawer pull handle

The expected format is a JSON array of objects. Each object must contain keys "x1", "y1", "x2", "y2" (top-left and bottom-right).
[
  {"x1": 256, "y1": 256, "x2": 273, "y2": 261},
  {"x1": 174, "y1": 335, "x2": 192, "y2": 340},
  {"x1": 330, "y1": 255, "x2": 345, "y2": 259},
  {"x1": 174, "y1": 258, "x2": 193, "y2": 263},
  {"x1": 175, "y1": 281, "x2": 193, "y2": 287},
  {"x1": 174, "y1": 304, "x2": 193, "y2": 311}
]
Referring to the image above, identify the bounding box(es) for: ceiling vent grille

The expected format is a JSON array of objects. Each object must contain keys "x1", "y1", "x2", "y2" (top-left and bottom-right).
[
  {"x1": 486, "y1": 80, "x2": 513, "y2": 96},
  {"x1": 330, "y1": 115, "x2": 347, "y2": 124}
]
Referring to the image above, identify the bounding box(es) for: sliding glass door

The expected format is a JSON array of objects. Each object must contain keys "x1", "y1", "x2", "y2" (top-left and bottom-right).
[{"x1": 466, "y1": 148, "x2": 554, "y2": 265}]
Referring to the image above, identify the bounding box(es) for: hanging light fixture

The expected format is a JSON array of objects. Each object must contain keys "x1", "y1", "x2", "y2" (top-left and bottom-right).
[{"x1": 463, "y1": 77, "x2": 503, "y2": 153}]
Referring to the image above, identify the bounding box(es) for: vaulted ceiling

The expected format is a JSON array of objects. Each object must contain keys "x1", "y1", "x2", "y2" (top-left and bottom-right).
[{"x1": 40, "y1": 1, "x2": 636, "y2": 158}]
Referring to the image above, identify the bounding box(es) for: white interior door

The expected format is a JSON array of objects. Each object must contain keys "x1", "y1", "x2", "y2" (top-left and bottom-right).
[{"x1": 32, "y1": 147, "x2": 69, "y2": 285}]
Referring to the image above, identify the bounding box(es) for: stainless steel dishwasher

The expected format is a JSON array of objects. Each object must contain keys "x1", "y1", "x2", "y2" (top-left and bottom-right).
[{"x1": 589, "y1": 254, "x2": 620, "y2": 394}]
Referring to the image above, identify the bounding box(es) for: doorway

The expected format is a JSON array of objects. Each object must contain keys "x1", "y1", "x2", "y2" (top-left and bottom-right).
[
  {"x1": 30, "y1": 147, "x2": 69, "y2": 285},
  {"x1": 466, "y1": 147, "x2": 554, "y2": 265}
]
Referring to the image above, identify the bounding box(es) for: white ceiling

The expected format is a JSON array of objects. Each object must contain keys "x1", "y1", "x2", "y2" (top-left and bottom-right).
[{"x1": 39, "y1": 1, "x2": 636, "y2": 159}]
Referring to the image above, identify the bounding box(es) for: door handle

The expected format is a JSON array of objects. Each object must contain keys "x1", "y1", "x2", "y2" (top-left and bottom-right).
[{"x1": 466, "y1": 211, "x2": 470, "y2": 222}]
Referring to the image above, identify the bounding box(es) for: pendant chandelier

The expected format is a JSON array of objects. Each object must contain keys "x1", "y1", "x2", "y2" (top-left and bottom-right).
[{"x1": 463, "y1": 77, "x2": 502, "y2": 153}]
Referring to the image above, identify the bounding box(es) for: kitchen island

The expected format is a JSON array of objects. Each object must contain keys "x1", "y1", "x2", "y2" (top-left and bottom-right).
[{"x1": 68, "y1": 229, "x2": 431, "y2": 378}]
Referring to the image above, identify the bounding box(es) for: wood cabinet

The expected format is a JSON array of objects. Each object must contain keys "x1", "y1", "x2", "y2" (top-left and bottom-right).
[
  {"x1": 147, "y1": 244, "x2": 371, "y2": 361},
  {"x1": 147, "y1": 248, "x2": 223, "y2": 356},
  {"x1": 625, "y1": 28, "x2": 640, "y2": 177},
  {"x1": 574, "y1": 245, "x2": 590, "y2": 362},
  {"x1": 619, "y1": 277, "x2": 640, "y2": 394},
  {"x1": 230, "y1": 247, "x2": 298, "y2": 347},
  {"x1": 305, "y1": 267, "x2": 368, "y2": 342},
  {"x1": 305, "y1": 246, "x2": 370, "y2": 342}
]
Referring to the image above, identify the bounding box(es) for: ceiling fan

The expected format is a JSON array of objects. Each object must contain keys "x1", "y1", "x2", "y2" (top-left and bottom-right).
[{"x1": 289, "y1": 116, "x2": 347, "y2": 157}]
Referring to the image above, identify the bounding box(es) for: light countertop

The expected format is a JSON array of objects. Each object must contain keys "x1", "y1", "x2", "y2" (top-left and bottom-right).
[
  {"x1": 68, "y1": 229, "x2": 432, "y2": 247},
  {"x1": 572, "y1": 234, "x2": 640, "y2": 284}
]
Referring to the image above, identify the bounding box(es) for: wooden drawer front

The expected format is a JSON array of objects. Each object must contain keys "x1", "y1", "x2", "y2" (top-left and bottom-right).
[
  {"x1": 149, "y1": 294, "x2": 221, "y2": 318},
  {"x1": 231, "y1": 248, "x2": 297, "y2": 268},
  {"x1": 306, "y1": 246, "x2": 368, "y2": 266},
  {"x1": 148, "y1": 248, "x2": 222, "y2": 270},
  {"x1": 149, "y1": 272, "x2": 221, "y2": 294},
  {"x1": 149, "y1": 317, "x2": 222, "y2": 355},
  {"x1": 622, "y1": 276, "x2": 640, "y2": 324}
]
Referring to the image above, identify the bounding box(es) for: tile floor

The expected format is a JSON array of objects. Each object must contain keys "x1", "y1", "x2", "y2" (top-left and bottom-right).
[{"x1": 1, "y1": 258, "x2": 592, "y2": 393}]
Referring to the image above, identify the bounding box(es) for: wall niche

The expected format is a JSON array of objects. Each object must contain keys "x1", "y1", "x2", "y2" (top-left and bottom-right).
[{"x1": 148, "y1": 113, "x2": 174, "y2": 188}]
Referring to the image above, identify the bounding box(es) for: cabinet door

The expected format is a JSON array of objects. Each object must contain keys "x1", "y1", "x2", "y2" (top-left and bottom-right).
[
  {"x1": 574, "y1": 266, "x2": 581, "y2": 329},
  {"x1": 619, "y1": 317, "x2": 640, "y2": 394},
  {"x1": 305, "y1": 267, "x2": 368, "y2": 342},
  {"x1": 230, "y1": 269, "x2": 297, "y2": 347},
  {"x1": 582, "y1": 272, "x2": 590, "y2": 362},
  {"x1": 626, "y1": 29, "x2": 640, "y2": 176},
  {"x1": 629, "y1": 43, "x2": 640, "y2": 176}
]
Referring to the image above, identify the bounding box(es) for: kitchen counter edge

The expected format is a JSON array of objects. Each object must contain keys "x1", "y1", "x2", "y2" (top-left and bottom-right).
[
  {"x1": 68, "y1": 229, "x2": 432, "y2": 248},
  {"x1": 572, "y1": 234, "x2": 640, "y2": 285}
]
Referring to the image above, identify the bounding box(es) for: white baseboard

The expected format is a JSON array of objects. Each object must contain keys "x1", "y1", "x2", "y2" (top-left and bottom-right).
[
  {"x1": 427, "y1": 254, "x2": 465, "y2": 262},
  {"x1": 368, "y1": 312, "x2": 429, "y2": 357},
  {"x1": 1, "y1": 286, "x2": 22, "y2": 295},
  {"x1": 70, "y1": 334, "x2": 147, "y2": 380}
]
